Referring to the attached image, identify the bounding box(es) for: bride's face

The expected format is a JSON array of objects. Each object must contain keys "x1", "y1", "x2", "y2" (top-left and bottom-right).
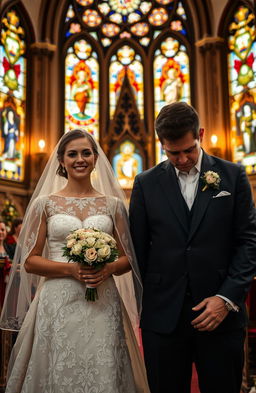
[{"x1": 61, "y1": 137, "x2": 97, "y2": 180}]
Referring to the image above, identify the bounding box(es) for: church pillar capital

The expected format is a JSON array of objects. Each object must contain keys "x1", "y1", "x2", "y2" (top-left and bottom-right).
[
  {"x1": 29, "y1": 41, "x2": 57, "y2": 57},
  {"x1": 195, "y1": 36, "x2": 225, "y2": 52}
]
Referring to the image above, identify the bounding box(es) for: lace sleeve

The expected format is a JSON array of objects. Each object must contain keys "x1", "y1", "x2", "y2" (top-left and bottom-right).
[{"x1": 0, "y1": 196, "x2": 48, "y2": 331}]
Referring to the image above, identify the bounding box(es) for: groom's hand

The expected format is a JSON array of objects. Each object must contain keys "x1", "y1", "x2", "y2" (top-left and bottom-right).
[{"x1": 191, "y1": 296, "x2": 229, "y2": 331}]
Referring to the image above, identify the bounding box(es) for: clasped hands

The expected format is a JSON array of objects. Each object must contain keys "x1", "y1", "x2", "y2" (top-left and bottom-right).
[
  {"x1": 71, "y1": 263, "x2": 112, "y2": 287},
  {"x1": 191, "y1": 296, "x2": 229, "y2": 332}
]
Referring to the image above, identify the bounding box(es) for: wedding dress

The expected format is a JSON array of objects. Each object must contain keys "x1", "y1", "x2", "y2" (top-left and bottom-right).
[{"x1": 5, "y1": 195, "x2": 148, "y2": 393}]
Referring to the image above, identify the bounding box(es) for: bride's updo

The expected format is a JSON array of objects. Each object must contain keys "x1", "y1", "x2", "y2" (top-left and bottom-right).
[{"x1": 56, "y1": 129, "x2": 99, "y2": 178}]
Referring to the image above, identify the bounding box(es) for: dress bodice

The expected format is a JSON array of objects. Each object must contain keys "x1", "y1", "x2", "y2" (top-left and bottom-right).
[{"x1": 45, "y1": 195, "x2": 114, "y2": 262}]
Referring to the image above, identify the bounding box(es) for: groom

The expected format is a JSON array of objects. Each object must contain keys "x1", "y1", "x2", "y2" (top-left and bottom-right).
[{"x1": 129, "y1": 102, "x2": 256, "y2": 393}]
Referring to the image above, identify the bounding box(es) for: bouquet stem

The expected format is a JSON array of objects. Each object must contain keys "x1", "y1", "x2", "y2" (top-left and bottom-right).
[{"x1": 85, "y1": 287, "x2": 98, "y2": 301}]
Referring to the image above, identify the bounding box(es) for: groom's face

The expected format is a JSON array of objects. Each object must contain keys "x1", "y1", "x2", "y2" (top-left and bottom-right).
[{"x1": 162, "y1": 129, "x2": 204, "y2": 173}]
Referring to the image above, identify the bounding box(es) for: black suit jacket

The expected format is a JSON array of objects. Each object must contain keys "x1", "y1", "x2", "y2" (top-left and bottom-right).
[{"x1": 129, "y1": 151, "x2": 256, "y2": 334}]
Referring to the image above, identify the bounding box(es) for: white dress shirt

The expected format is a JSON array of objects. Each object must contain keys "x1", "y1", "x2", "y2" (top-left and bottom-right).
[
  {"x1": 174, "y1": 149, "x2": 238, "y2": 312},
  {"x1": 175, "y1": 149, "x2": 203, "y2": 210}
]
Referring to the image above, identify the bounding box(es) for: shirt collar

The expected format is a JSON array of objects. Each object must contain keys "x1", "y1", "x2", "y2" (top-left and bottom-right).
[{"x1": 174, "y1": 148, "x2": 203, "y2": 177}]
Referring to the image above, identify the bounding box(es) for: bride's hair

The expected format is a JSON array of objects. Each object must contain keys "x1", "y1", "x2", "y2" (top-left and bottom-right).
[{"x1": 56, "y1": 129, "x2": 99, "y2": 178}]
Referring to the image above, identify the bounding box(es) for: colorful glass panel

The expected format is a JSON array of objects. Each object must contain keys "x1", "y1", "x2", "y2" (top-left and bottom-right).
[
  {"x1": 66, "y1": 5, "x2": 75, "y2": 22},
  {"x1": 148, "y1": 8, "x2": 168, "y2": 26},
  {"x1": 109, "y1": 45, "x2": 143, "y2": 119},
  {"x1": 140, "y1": 2, "x2": 152, "y2": 14},
  {"x1": 82, "y1": 10, "x2": 102, "y2": 27},
  {"x1": 0, "y1": 10, "x2": 26, "y2": 182},
  {"x1": 228, "y1": 6, "x2": 256, "y2": 174},
  {"x1": 64, "y1": 39, "x2": 99, "y2": 140},
  {"x1": 64, "y1": 0, "x2": 189, "y2": 51},
  {"x1": 170, "y1": 20, "x2": 186, "y2": 35},
  {"x1": 112, "y1": 140, "x2": 143, "y2": 188},
  {"x1": 102, "y1": 23, "x2": 120, "y2": 37},
  {"x1": 177, "y1": 2, "x2": 186, "y2": 19},
  {"x1": 76, "y1": 0, "x2": 93, "y2": 6},
  {"x1": 130, "y1": 22, "x2": 149, "y2": 36},
  {"x1": 154, "y1": 37, "x2": 190, "y2": 163},
  {"x1": 109, "y1": 13, "x2": 123, "y2": 24},
  {"x1": 98, "y1": 3, "x2": 111, "y2": 15},
  {"x1": 156, "y1": 0, "x2": 174, "y2": 4},
  {"x1": 108, "y1": 0, "x2": 141, "y2": 15},
  {"x1": 128, "y1": 12, "x2": 142, "y2": 24},
  {"x1": 66, "y1": 23, "x2": 81, "y2": 37}
]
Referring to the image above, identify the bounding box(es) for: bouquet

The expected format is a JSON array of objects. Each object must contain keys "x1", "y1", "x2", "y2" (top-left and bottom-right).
[{"x1": 63, "y1": 228, "x2": 118, "y2": 301}]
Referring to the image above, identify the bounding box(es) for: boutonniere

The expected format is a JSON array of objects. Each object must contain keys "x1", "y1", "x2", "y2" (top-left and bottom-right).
[{"x1": 201, "y1": 170, "x2": 221, "y2": 192}]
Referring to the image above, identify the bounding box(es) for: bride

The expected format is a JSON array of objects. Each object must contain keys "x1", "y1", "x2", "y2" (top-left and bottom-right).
[{"x1": 0, "y1": 129, "x2": 150, "y2": 393}]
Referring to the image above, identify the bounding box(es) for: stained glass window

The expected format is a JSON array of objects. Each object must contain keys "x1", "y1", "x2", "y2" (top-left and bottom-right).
[
  {"x1": 64, "y1": 39, "x2": 99, "y2": 139},
  {"x1": 0, "y1": 9, "x2": 26, "y2": 182},
  {"x1": 112, "y1": 140, "x2": 143, "y2": 188},
  {"x1": 63, "y1": 0, "x2": 192, "y2": 187},
  {"x1": 154, "y1": 36, "x2": 190, "y2": 163},
  {"x1": 109, "y1": 45, "x2": 143, "y2": 119},
  {"x1": 228, "y1": 6, "x2": 256, "y2": 174},
  {"x1": 64, "y1": 0, "x2": 189, "y2": 53}
]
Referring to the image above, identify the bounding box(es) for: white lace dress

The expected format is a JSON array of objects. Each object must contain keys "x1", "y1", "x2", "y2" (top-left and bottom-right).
[{"x1": 5, "y1": 195, "x2": 140, "y2": 393}]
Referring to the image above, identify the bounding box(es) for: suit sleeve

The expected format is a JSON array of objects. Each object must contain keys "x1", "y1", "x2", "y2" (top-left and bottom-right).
[
  {"x1": 218, "y1": 166, "x2": 256, "y2": 308},
  {"x1": 129, "y1": 176, "x2": 150, "y2": 282}
]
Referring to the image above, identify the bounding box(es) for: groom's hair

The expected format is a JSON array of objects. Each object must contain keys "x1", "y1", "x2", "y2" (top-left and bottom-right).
[{"x1": 155, "y1": 102, "x2": 200, "y2": 142}]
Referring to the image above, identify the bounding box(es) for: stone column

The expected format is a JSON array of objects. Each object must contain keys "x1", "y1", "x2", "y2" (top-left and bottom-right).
[
  {"x1": 29, "y1": 42, "x2": 56, "y2": 192},
  {"x1": 195, "y1": 36, "x2": 231, "y2": 160}
]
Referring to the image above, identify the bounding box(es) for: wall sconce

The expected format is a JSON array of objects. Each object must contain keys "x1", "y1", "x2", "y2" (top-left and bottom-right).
[
  {"x1": 209, "y1": 134, "x2": 221, "y2": 157},
  {"x1": 35, "y1": 139, "x2": 47, "y2": 174},
  {"x1": 38, "y1": 139, "x2": 46, "y2": 152},
  {"x1": 211, "y1": 134, "x2": 218, "y2": 146}
]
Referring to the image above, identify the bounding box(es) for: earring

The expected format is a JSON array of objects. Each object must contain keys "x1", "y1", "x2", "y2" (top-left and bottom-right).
[{"x1": 61, "y1": 166, "x2": 67, "y2": 177}]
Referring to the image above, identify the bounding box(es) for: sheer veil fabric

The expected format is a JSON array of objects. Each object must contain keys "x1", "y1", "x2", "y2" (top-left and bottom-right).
[{"x1": 0, "y1": 131, "x2": 148, "y2": 391}]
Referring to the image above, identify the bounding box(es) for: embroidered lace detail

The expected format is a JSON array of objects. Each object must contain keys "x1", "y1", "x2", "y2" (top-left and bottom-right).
[{"x1": 5, "y1": 196, "x2": 136, "y2": 393}]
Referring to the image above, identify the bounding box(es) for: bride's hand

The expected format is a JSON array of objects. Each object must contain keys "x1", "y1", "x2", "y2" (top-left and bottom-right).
[{"x1": 78, "y1": 264, "x2": 113, "y2": 287}]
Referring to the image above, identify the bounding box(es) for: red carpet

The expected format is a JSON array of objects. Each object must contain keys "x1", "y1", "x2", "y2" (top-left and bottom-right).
[{"x1": 191, "y1": 364, "x2": 200, "y2": 393}]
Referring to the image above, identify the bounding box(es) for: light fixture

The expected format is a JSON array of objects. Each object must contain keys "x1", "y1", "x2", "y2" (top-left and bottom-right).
[
  {"x1": 210, "y1": 134, "x2": 218, "y2": 146},
  {"x1": 38, "y1": 139, "x2": 46, "y2": 152}
]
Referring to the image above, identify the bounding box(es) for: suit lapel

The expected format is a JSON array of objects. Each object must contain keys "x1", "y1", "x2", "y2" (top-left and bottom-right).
[
  {"x1": 157, "y1": 161, "x2": 189, "y2": 234},
  {"x1": 188, "y1": 152, "x2": 217, "y2": 243}
]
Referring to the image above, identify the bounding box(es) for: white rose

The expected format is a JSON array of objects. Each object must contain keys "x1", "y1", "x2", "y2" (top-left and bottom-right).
[
  {"x1": 85, "y1": 237, "x2": 96, "y2": 247},
  {"x1": 84, "y1": 248, "x2": 98, "y2": 264},
  {"x1": 102, "y1": 234, "x2": 117, "y2": 247},
  {"x1": 110, "y1": 239, "x2": 117, "y2": 248},
  {"x1": 97, "y1": 245, "x2": 111, "y2": 260},
  {"x1": 83, "y1": 231, "x2": 97, "y2": 238},
  {"x1": 77, "y1": 232, "x2": 88, "y2": 240},
  {"x1": 71, "y1": 243, "x2": 82, "y2": 255},
  {"x1": 92, "y1": 232, "x2": 102, "y2": 239},
  {"x1": 205, "y1": 174, "x2": 216, "y2": 184},
  {"x1": 67, "y1": 238, "x2": 76, "y2": 248},
  {"x1": 94, "y1": 239, "x2": 106, "y2": 249}
]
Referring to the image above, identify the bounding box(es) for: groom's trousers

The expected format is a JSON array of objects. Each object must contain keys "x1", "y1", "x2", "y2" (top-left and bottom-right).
[{"x1": 142, "y1": 293, "x2": 245, "y2": 393}]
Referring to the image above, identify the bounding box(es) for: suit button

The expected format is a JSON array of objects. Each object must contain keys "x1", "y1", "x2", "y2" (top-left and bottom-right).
[{"x1": 186, "y1": 246, "x2": 191, "y2": 251}]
